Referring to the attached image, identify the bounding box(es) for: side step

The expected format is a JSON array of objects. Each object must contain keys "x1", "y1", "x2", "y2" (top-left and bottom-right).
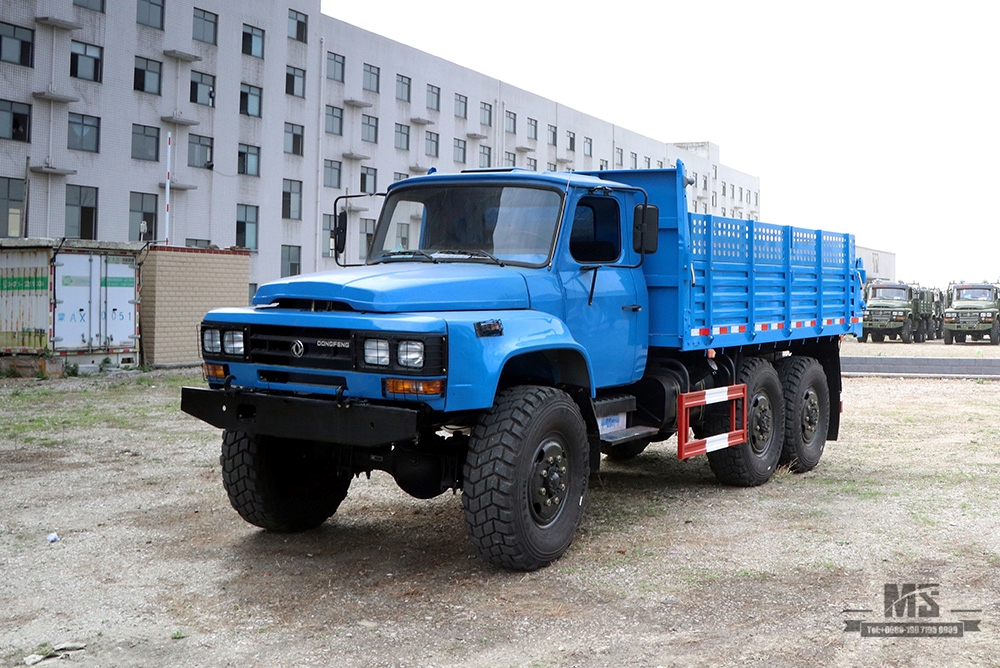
[
  {"x1": 599, "y1": 425, "x2": 661, "y2": 445},
  {"x1": 592, "y1": 394, "x2": 659, "y2": 444}
]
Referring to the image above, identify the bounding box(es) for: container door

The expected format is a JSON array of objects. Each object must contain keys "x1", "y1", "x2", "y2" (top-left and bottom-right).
[
  {"x1": 53, "y1": 253, "x2": 100, "y2": 350},
  {"x1": 101, "y1": 255, "x2": 138, "y2": 351}
]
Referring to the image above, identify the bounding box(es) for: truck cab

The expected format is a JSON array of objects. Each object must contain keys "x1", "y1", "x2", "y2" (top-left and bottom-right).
[{"x1": 943, "y1": 283, "x2": 1000, "y2": 345}]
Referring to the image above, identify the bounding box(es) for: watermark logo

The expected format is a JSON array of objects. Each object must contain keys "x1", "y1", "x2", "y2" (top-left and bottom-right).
[{"x1": 843, "y1": 583, "x2": 981, "y2": 638}]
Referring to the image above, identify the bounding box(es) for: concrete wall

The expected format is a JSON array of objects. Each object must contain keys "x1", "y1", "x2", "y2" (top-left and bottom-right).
[{"x1": 140, "y1": 245, "x2": 249, "y2": 366}]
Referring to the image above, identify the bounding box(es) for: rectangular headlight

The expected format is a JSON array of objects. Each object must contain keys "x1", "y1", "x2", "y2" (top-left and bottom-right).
[
  {"x1": 364, "y1": 339, "x2": 390, "y2": 366},
  {"x1": 223, "y1": 330, "x2": 244, "y2": 356},
  {"x1": 202, "y1": 328, "x2": 221, "y2": 354},
  {"x1": 397, "y1": 341, "x2": 424, "y2": 368}
]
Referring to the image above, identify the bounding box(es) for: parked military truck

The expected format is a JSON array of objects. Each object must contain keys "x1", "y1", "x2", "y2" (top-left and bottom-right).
[
  {"x1": 943, "y1": 282, "x2": 1000, "y2": 345},
  {"x1": 862, "y1": 281, "x2": 941, "y2": 343},
  {"x1": 181, "y1": 164, "x2": 865, "y2": 571}
]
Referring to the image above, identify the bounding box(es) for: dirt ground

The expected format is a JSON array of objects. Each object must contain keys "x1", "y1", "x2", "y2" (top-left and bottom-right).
[{"x1": 3, "y1": 341, "x2": 1000, "y2": 667}]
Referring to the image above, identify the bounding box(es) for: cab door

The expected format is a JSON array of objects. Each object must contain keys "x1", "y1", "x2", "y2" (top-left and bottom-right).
[{"x1": 557, "y1": 195, "x2": 647, "y2": 389}]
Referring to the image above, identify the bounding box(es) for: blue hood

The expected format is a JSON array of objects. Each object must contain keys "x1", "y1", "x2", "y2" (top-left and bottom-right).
[{"x1": 253, "y1": 263, "x2": 530, "y2": 312}]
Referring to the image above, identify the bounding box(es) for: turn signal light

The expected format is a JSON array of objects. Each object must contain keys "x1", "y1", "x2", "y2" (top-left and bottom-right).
[
  {"x1": 383, "y1": 378, "x2": 444, "y2": 396},
  {"x1": 203, "y1": 362, "x2": 228, "y2": 381}
]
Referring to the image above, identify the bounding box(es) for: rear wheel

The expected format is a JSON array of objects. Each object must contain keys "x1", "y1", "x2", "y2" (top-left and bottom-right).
[
  {"x1": 220, "y1": 431, "x2": 351, "y2": 532},
  {"x1": 774, "y1": 357, "x2": 829, "y2": 472},
  {"x1": 956, "y1": 333, "x2": 967, "y2": 343},
  {"x1": 707, "y1": 357, "x2": 785, "y2": 486},
  {"x1": 463, "y1": 386, "x2": 589, "y2": 571}
]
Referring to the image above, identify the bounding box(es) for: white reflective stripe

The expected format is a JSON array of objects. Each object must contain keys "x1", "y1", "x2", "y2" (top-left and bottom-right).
[
  {"x1": 703, "y1": 433, "x2": 731, "y2": 452},
  {"x1": 703, "y1": 387, "x2": 732, "y2": 405}
]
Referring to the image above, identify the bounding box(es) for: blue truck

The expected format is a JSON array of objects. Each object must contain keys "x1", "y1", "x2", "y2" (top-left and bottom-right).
[{"x1": 181, "y1": 162, "x2": 865, "y2": 571}]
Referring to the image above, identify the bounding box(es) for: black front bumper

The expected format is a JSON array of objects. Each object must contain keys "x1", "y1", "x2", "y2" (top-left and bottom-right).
[{"x1": 181, "y1": 386, "x2": 419, "y2": 446}]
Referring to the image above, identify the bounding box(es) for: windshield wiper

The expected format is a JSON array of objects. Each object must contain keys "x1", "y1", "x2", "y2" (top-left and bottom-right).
[
  {"x1": 433, "y1": 249, "x2": 505, "y2": 267},
  {"x1": 373, "y1": 250, "x2": 439, "y2": 263}
]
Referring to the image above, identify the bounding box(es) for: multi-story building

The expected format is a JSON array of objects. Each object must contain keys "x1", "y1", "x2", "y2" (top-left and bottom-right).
[{"x1": 1, "y1": 0, "x2": 761, "y2": 293}]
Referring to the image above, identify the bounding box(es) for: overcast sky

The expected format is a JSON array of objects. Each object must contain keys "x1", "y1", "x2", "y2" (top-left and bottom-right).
[{"x1": 321, "y1": 0, "x2": 1000, "y2": 288}]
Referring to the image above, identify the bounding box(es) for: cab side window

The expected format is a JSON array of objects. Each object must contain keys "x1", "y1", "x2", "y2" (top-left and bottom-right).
[{"x1": 569, "y1": 196, "x2": 621, "y2": 263}]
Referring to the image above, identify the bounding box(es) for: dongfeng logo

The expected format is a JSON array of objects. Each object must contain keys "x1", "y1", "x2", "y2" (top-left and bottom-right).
[
  {"x1": 290, "y1": 340, "x2": 305, "y2": 358},
  {"x1": 316, "y1": 339, "x2": 350, "y2": 348}
]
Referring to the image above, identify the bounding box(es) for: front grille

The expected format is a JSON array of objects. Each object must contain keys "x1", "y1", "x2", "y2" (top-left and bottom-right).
[
  {"x1": 248, "y1": 325, "x2": 354, "y2": 371},
  {"x1": 957, "y1": 312, "x2": 982, "y2": 325}
]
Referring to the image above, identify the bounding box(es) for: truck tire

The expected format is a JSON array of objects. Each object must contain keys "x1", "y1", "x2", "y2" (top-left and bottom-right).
[
  {"x1": 707, "y1": 357, "x2": 785, "y2": 487},
  {"x1": 956, "y1": 333, "x2": 967, "y2": 343},
  {"x1": 220, "y1": 431, "x2": 351, "y2": 532},
  {"x1": 991, "y1": 320, "x2": 1000, "y2": 345},
  {"x1": 462, "y1": 385, "x2": 589, "y2": 571},
  {"x1": 774, "y1": 356, "x2": 829, "y2": 472},
  {"x1": 901, "y1": 319, "x2": 913, "y2": 344},
  {"x1": 944, "y1": 329, "x2": 953, "y2": 345}
]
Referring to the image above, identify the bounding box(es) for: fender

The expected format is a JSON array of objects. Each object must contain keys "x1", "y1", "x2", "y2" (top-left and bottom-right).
[{"x1": 442, "y1": 310, "x2": 593, "y2": 412}]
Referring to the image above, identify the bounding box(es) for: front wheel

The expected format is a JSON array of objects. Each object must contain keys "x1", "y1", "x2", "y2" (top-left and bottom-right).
[
  {"x1": 991, "y1": 320, "x2": 1000, "y2": 345},
  {"x1": 774, "y1": 356, "x2": 829, "y2": 472},
  {"x1": 220, "y1": 431, "x2": 351, "y2": 532},
  {"x1": 463, "y1": 386, "x2": 589, "y2": 571},
  {"x1": 944, "y1": 329, "x2": 954, "y2": 345},
  {"x1": 707, "y1": 357, "x2": 785, "y2": 487},
  {"x1": 901, "y1": 319, "x2": 913, "y2": 343}
]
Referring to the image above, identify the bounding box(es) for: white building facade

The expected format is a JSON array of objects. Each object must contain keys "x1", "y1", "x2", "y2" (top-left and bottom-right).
[{"x1": 1, "y1": 0, "x2": 761, "y2": 292}]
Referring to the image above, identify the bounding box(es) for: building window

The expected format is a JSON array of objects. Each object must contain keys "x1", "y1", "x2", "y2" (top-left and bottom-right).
[
  {"x1": 504, "y1": 151, "x2": 516, "y2": 167},
  {"x1": 281, "y1": 245, "x2": 301, "y2": 277},
  {"x1": 136, "y1": 0, "x2": 164, "y2": 29},
  {"x1": 0, "y1": 21, "x2": 33, "y2": 67},
  {"x1": 192, "y1": 8, "x2": 218, "y2": 44},
  {"x1": 129, "y1": 192, "x2": 157, "y2": 241},
  {"x1": 324, "y1": 159, "x2": 342, "y2": 188},
  {"x1": 394, "y1": 123, "x2": 410, "y2": 151},
  {"x1": 242, "y1": 24, "x2": 264, "y2": 58},
  {"x1": 70, "y1": 41, "x2": 102, "y2": 82},
  {"x1": 360, "y1": 167, "x2": 377, "y2": 194},
  {"x1": 363, "y1": 63, "x2": 379, "y2": 92},
  {"x1": 288, "y1": 9, "x2": 307, "y2": 42},
  {"x1": 133, "y1": 56, "x2": 161, "y2": 95},
  {"x1": 190, "y1": 71, "x2": 214, "y2": 106},
  {"x1": 327, "y1": 51, "x2": 344, "y2": 81},
  {"x1": 644, "y1": 156, "x2": 651, "y2": 169},
  {"x1": 284, "y1": 123, "x2": 304, "y2": 155},
  {"x1": 480, "y1": 102, "x2": 492, "y2": 127},
  {"x1": 65, "y1": 185, "x2": 98, "y2": 240},
  {"x1": 393, "y1": 172, "x2": 408, "y2": 183},
  {"x1": 68, "y1": 113, "x2": 100, "y2": 153},
  {"x1": 240, "y1": 83, "x2": 262, "y2": 117},
  {"x1": 584, "y1": 137, "x2": 592, "y2": 157},
  {"x1": 547, "y1": 162, "x2": 557, "y2": 172},
  {"x1": 453, "y1": 138, "x2": 466, "y2": 163},
  {"x1": 396, "y1": 74, "x2": 411, "y2": 102},
  {"x1": 479, "y1": 145, "x2": 491, "y2": 168},
  {"x1": 361, "y1": 114, "x2": 378, "y2": 143},
  {"x1": 600, "y1": 158, "x2": 608, "y2": 170},
  {"x1": 425, "y1": 130, "x2": 439, "y2": 157},
  {"x1": 614, "y1": 147, "x2": 623, "y2": 166},
  {"x1": 547, "y1": 124, "x2": 557, "y2": 146},
  {"x1": 527, "y1": 118, "x2": 537, "y2": 140},
  {"x1": 185, "y1": 238, "x2": 211, "y2": 248},
  {"x1": 236, "y1": 204, "x2": 258, "y2": 249},
  {"x1": 325, "y1": 105, "x2": 343, "y2": 135},
  {"x1": 321, "y1": 213, "x2": 335, "y2": 257},
  {"x1": 426, "y1": 84, "x2": 440, "y2": 111},
  {"x1": 629, "y1": 152, "x2": 637, "y2": 169},
  {"x1": 566, "y1": 131, "x2": 575, "y2": 152},
  {"x1": 74, "y1": 0, "x2": 105, "y2": 11},
  {"x1": 282, "y1": 179, "x2": 302, "y2": 219},
  {"x1": 396, "y1": 223, "x2": 409, "y2": 250},
  {"x1": 454, "y1": 93, "x2": 467, "y2": 119},
  {"x1": 0, "y1": 100, "x2": 31, "y2": 142},
  {"x1": 188, "y1": 134, "x2": 213, "y2": 168},
  {"x1": 505, "y1": 110, "x2": 516, "y2": 134},
  {"x1": 712, "y1": 191, "x2": 717, "y2": 206},
  {"x1": 131, "y1": 124, "x2": 159, "y2": 161},
  {"x1": 237, "y1": 143, "x2": 259, "y2": 175},
  {"x1": 359, "y1": 218, "x2": 375, "y2": 260},
  {"x1": 1, "y1": 176, "x2": 26, "y2": 238},
  {"x1": 285, "y1": 66, "x2": 305, "y2": 97}
]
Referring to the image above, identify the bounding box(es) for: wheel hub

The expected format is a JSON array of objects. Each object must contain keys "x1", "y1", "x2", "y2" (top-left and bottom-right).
[
  {"x1": 801, "y1": 389, "x2": 820, "y2": 440},
  {"x1": 749, "y1": 394, "x2": 774, "y2": 455},
  {"x1": 531, "y1": 440, "x2": 568, "y2": 524}
]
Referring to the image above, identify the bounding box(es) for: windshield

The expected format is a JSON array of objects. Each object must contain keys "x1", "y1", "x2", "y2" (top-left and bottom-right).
[
  {"x1": 956, "y1": 287, "x2": 995, "y2": 301},
  {"x1": 870, "y1": 286, "x2": 908, "y2": 301},
  {"x1": 367, "y1": 184, "x2": 563, "y2": 267}
]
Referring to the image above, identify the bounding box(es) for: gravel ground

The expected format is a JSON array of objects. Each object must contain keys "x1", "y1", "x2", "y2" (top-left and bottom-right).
[{"x1": 2, "y1": 346, "x2": 1000, "y2": 667}]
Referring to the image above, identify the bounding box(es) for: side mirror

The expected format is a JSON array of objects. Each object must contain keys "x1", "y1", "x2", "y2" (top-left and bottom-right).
[
  {"x1": 334, "y1": 210, "x2": 347, "y2": 255},
  {"x1": 633, "y1": 204, "x2": 659, "y2": 254}
]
